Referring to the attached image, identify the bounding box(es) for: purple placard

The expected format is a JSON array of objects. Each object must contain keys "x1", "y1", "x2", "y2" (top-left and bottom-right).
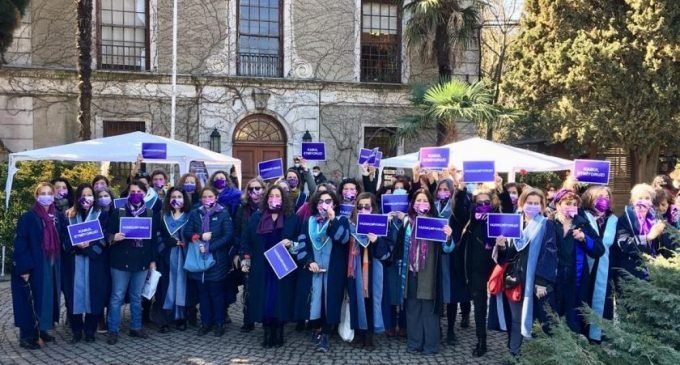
[
  {"x1": 463, "y1": 161, "x2": 495, "y2": 183},
  {"x1": 339, "y1": 204, "x2": 354, "y2": 218},
  {"x1": 381, "y1": 194, "x2": 409, "y2": 214},
  {"x1": 356, "y1": 214, "x2": 389, "y2": 236},
  {"x1": 358, "y1": 148, "x2": 374, "y2": 165},
  {"x1": 264, "y1": 241, "x2": 298, "y2": 279},
  {"x1": 258, "y1": 158, "x2": 284, "y2": 180},
  {"x1": 67, "y1": 220, "x2": 104, "y2": 246},
  {"x1": 419, "y1": 147, "x2": 450, "y2": 170},
  {"x1": 302, "y1": 142, "x2": 326, "y2": 161},
  {"x1": 142, "y1": 143, "x2": 167, "y2": 160},
  {"x1": 487, "y1": 213, "x2": 523, "y2": 239},
  {"x1": 119, "y1": 217, "x2": 153, "y2": 240},
  {"x1": 113, "y1": 198, "x2": 127, "y2": 209},
  {"x1": 574, "y1": 159, "x2": 610, "y2": 185},
  {"x1": 414, "y1": 216, "x2": 449, "y2": 242},
  {"x1": 370, "y1": 151, "x2": 383, "y2": 168}
]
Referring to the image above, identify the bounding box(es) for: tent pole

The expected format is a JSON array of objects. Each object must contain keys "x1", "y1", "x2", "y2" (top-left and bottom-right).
[
  {"x1": 508, "y1": 167, "x2": 516, "y2": 183},
  {"x1": 170, "y1": 0, "x2": 178, "y2": 141}
]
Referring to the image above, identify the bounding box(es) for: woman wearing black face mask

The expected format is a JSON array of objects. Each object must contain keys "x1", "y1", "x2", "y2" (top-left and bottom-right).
[{"x1": 62, "y1": 184, "x2": 110, "y2": 344}]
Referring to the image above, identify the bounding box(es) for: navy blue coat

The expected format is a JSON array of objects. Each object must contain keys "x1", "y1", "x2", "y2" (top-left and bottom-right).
[
  {"x1": 183, "y1": 206, "x2": 234, "y2": 282},
  {"x1": 293, "y1": 216, "x2": 350, "y2": 324},
  {"x1": 242, "y1": 212, "x2": 301, "y2": 323},
  {"x1": 11, "y1": 209, "x2": 65, "y2": 329},
  {"x1": 61, "y1": 209, "x2": 110, "y2": 315}
]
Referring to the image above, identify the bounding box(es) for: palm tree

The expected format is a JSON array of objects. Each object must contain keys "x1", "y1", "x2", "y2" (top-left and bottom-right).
[
  {"x1": 76, "y1": 0, "x2": 93, "y2": 140},
  {"x1": 402, "y1": 0, "x2": 484, "y2": 144},
  {"x1": 397, "y1": 79, "x2": 515, "y2": 143}
]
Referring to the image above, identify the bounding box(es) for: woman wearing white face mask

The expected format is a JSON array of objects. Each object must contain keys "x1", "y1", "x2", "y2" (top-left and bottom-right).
[
  {"x1": 550, "y1": 189, "x2": 604, "y2": 336},
  {"x1": 499, "y1": 183, "x2": 521, "y2": 213},
  {"x1": 611, "y1": 184, "x2": 675, "y2": 282},
  {"x1": 488, "y1": 188, "x2": 558, "y2": 357},
  {"x1": 62, "y1": 184, "x2": 110, "y2": 344}
]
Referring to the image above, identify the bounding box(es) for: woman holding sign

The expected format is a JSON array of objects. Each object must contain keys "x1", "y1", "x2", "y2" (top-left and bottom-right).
[
  {"x1": 488, "y1": 188, "x2": 557, "y2": 357},
  {"x1": 106, "y1": 180, "x2": 159, "y2": 345},
  {"x1": 550, "y1": 189, "x2": 604, "y2": 336},
  {"x1": 394, "y1": 188, "x2": 453, "y2": 355},
  {"x1": 241, "y1": 185, "x2": 301, "y2": 347},
  {"x1": 346, "y1": 192, "x2": 396, "y2": 350},
  {"x1": 11, "y1": 182, "x2": 65, "y2": 350},
  {"x1": 183, "y1": 187, "x2": 234, "y2": 337},
  {"x1": 294, "y1": 190, "x2": 350, "y2": 353},
  {"x1": 62, "y1": 184, "x2": 110, "y2": 343}
]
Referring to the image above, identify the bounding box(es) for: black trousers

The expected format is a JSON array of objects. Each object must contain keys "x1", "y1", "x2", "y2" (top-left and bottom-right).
[{"x1": 70, "y1": 313, "x2": 101, "y2": 337}]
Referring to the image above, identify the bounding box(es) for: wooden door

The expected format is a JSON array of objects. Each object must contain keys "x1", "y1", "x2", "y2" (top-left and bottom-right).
[
  {"x1": 232, "y1": 114, "x2": 287, "y2": 182},
  {"x1": 233, "y1": 145, "x2": 286, "y2": 182}
]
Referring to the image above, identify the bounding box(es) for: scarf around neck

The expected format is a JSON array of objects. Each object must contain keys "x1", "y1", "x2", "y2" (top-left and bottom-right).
[
  {"x1": 33, "y1": 201, "x2": 60, "y2": 260},
  {"x1": 256, "y1": 209, "x2": 284, "y2": 234},
  {"x1": 127, "y1": 202, "x2": 147, "y2": 248},
  {"x1": 408, "y1": 215, "x2": 429, "y2": 272}
]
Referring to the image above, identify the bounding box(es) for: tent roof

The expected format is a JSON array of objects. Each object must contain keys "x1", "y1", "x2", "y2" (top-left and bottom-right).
[
  {"x1": 382, "y1": 137, "x2": 572, "y2": 173},
  {"x1": 8, "y1": 131, "x2": 239, "y2": 166}
]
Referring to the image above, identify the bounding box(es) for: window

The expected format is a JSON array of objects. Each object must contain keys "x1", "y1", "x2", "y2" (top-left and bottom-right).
[
  {"x1": 103, "y1": 121, "x2": 146, "y2": 185},
  {"x1": 238, "y1": 0, "x2": 282, "y2": 77},
  {"x1": 99, "y1": 0, "x2": 149, "y2": 71},
  {"x1": 361, "y1": 1, "x2": 401, "y2": 83},
  {"x1": 364, "y1": 127, "x2": 398, "y2": 158}
]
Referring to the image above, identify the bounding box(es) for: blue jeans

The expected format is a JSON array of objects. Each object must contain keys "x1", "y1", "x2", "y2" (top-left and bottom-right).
[
  {"x1": 108, "y1": 268, "x2": 147, "y2": 333},
  {"x1": 195, "y1": 279, "x2": 226, "y2": 327}
]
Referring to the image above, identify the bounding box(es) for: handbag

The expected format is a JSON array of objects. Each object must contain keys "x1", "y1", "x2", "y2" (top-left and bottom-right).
[
  {"x1": 142, "y1": 269, "x2": 162, "y2": 300},
  {"x1": 183, "y1": 241, "x2": 216, "y2": 273},
  {"x1": 487, "y1": 263, "x2": 508, "y2": 295},
  {"x1": 503, "y1": 255, "x2": 523, "y2": 289}
]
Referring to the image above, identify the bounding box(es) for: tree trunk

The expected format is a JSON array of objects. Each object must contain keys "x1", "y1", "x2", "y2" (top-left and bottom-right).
[
  {"x1": 629, "y1": 146, "x2": 660, "y2": 187},
  {"x1": 435, "y1": 22, "x2": 453, "y2": 146},
  {"x1": 77, "y1": 0, "x2": 93, "y2": 141}
]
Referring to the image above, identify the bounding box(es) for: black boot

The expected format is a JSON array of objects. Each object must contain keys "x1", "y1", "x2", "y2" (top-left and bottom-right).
[
  {"x1": 273, "y1": 324, "x2": 284, "y2": 347},
  {"x1": 364, "y1": 332, "x2": 375, "y2": 351},
  {"x1": 262, "y1": 325, "x2": 272, "y2": 348},
  {"x1": 446, "y1": 327, "x2": 457, "y2": 345},
  {"x1": 461, "y1": 311, "x2": 470, "y2": 329},
  {"x1": 472, "y1": 336, "x2": 487, "y2": 357}
]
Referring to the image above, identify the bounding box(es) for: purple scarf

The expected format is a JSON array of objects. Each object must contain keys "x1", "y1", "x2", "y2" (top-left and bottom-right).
[
  {"x1": 200, "y1": 204, "x2": 224, "y2": 252},
  {"x1": 408, "y1": 216, "x2": 428, "y2": 272},
  {"x1": 633, "y1": 201, "x2": 655, "y2": 235},
  {"x1": 33, "y1": 202, "x2": 60, "y2": 260},
  {"x1": 127, "y1": 202, "x2": 147, "y2": 248},
  {"x1": 256, "y1": 209, "x2": 284, "y2": 234}
]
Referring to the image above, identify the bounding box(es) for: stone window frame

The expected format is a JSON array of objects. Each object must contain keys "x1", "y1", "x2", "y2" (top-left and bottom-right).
[
  {"x1": 359, "y1": 0, "x2": 402, "y2": 83},
  {"x1": 236, "y1": 0, "x2": 284, "y2": 77},
  {"x1": 95, "y1": 0, "x2": 152, "y2": 71}
]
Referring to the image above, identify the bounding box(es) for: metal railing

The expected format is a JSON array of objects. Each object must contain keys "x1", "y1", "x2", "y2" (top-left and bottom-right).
[{"x1": 238, "y1": 53, "x2": 282, "y2": 77}]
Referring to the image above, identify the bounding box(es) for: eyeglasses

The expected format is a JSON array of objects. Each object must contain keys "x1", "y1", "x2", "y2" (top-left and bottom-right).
[
  {"x1": 248, "y1": 186, "x2": 263, "y2": 192},
  {"x1": 319, "y1": 198, "x2": 333, "y2": 205},
  {"x1": 477, "y1": 200, "x2": 492, "y2": 206},
  {"x1": 357, "y1": 204, "x2": 372, "y2": 210}
]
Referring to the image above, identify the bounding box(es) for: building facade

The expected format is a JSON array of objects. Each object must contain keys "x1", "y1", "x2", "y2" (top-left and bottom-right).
[{"x1": 0, "y1": 0, "x2": 480, "y2": 180}]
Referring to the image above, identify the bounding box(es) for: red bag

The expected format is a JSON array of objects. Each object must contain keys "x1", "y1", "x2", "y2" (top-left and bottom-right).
[
  {"x1": 505, "y1": 283, "x2": 523, "y2": 302},
  {"x1": 487, "y1": 263, "x2": 508, "y2": 295}
]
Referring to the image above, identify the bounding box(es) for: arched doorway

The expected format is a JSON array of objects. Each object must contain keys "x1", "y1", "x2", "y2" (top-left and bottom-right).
[{"x1": 232, "y1": 114, "x2": 287, "y2": 181}]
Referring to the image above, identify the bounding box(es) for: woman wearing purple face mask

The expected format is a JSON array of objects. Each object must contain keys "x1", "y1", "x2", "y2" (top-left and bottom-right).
[
  {"x1": 285, "y1": 169, "x2": 316, "y2": 211},
  {"x1": 51, "y1": 177, "x2": 74, "y2": 213},
  {"x1": 106, "y1": 180, "x2": 158, "y2": 345},
  {"x1": 294, "y1": 190, "x2": 350, "y2": 353},
  {"x1": 233, "y1": 177, "x2": 266, "y2": 333},
  {"x1": 346, "y1": 192, "x2": 395, "y2": 350},
  {"x1": 581, "y1": 185, "x2": 618, "y2": 342},
  {"x1": 241, "y1": 185, "x2": 301, "y2": 347},
  {"x1": 612, "y1": 184, "x2": 675, "y2": 284},
  {"x1": 488, "y1": 188, "x2": 558, "y2": 357},
  {"x1": 550, "y1": 189, "x2": 604, "y2": 337},
  {"x1": 392, "y1": 188, "x2": 453, "y2": 355},
  {"x1": 178, "y1": 173, "x2": 203, "y2": 209},
  {"x1": 183, "y1": 187, "x2": 234, "y2": 337},
  {"x1": 91, "y1": 175, "x2": 110, "y2": 193},
  {"x1": 62, "y1": 184, "x2": 110, "y2": 344},
  {"x1": 11, "y1": 182, "x2": 66, "y2": 350},
  {"x1": 339, "y1": 178, "x2": 362, "y2": 205},
  {"x1": 154, "y1": 188, "x2": 192, "y2": 333}
]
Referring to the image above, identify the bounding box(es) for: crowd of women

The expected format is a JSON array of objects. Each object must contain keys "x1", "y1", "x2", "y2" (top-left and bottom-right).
[{"x1": 10, "y1": 157, "x2": 680, "y2": 358}]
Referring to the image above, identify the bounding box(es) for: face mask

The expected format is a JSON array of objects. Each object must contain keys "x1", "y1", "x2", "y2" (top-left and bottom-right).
[
  {"x1": 213, "y1": 179, "x2": 226, "y2": 190},
  {"x1": 523, "y1": 204, "x2": 542, "y2": 217},
  {"x1": 509, "y1": 193, "x2": 519, "y2": 204},
  {"x1": 249, "y1": 189, "x2": 263, "y2": 202},
  {"x1": 79, "y1": 196, "x2": 94, "y2": 208},
  {"x1": 37, "y1": 195, "x2": 54, "y2": 207},
  {"x1": 562, "y1": 206, "x2": 578, "y2": 218},
  {"x1": 287, "y1": 178, "x2": 299, "y2": 189},
  {"x1": 475, "y1": 203, "x2": 494, "y2": 220},
  {"x1": 343, "y1": 190, "x2": 357, "y2": 201},
  {"x1": 268, "y1": 197, "x2": 282, "y2": 211},
  {"x1": 170, "y1": 198, "x2": 184, "y2": 209},
  {"x1": 56, "y1": 188, "x2": 68, "y2": 199},
  {"x1": 93, "y1": 183, "x2": 107, "y2": 192},
  {"x1": 393, "y1": 188, "x2": 407, "y2": 195},
  {"x1": 414, "y1": 202, "x2": 430, "y2": 214},
  {"x1": 97, "y1": 196, "x2": 112, "y2": 207},
  {"x1": 594, "y1": 197, "x2": 610, "y2": 213},
  {"x1": 312, "y1": 171, "x2": 320, "y2": 177},
  {"x1": 317, "y1": 203, "x2": 332, "y2": 216},
  {"x1": 202, "y1": 197, "x2": 216, "y2": 207},
  {"x1": 294, "y1": 163, "x2": 301, "y2": 168},
  {"x1": 183, "y1": 182, "x2": 196, "y2": 193},
  {"x1": 153, "y1": 180, "x2": 165, "y2": 189},
  {"x1": 437, "y1": 190, "x2": 451, "y2": 200},
  {"x1": 128, "y1": 192, "x2": 145, "y2": 205}
]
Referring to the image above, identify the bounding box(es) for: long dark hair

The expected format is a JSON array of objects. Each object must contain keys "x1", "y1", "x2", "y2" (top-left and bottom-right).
[
  {"x1": 351, "y1": 192, "x2": 378, "y2": 222},
  {"x1": 310, "y1": 190, "x2": 340, "y2": 216},
  {"x1": 408, "y1": 188, "x2": 435, "y2": 218},
  {"x1": 260, "y1": 185, "x2": 294, "y2": 216},
  {"x1": 163, "y1": 187, "x2": 192, "y2": 214},
  {"x1": 209, "y1": 170, "x2": 232, "y2": 190},
  {"x1": 73, "y1": 183, "x2": 97, "y2": 218}
]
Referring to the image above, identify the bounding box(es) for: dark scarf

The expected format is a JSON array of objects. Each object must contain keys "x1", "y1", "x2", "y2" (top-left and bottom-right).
[
  {"x1": 408, "y1": 215, "x2": 428, "y2": 272},
  {"x1": 244, "y1": 199, "x2": 259, "y2": 222},
  {"x1": 256, "y1": 208, "x2": 284, "y2": 234},
  {"x1": 33, "y1": 202, "x2": 60, "y2": 260},
  {"x1": 127, "y1": 201, "x2": 147, "y2": 248},
  {"x1": 200, "y1": 204, "x2": 224, "y2": 252}
]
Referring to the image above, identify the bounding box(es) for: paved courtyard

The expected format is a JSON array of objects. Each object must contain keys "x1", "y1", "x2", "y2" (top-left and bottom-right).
[{"x1": 0, "y1": 280, "x2": 510, "y2": 364}]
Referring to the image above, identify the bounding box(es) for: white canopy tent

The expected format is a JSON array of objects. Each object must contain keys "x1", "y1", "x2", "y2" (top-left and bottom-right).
[
  {"x1": 381, "y1": 137, "x2": 572, "y2": 180},
  {"x1": 5, "y1": 132, "x2": 241, "y2": 207}
]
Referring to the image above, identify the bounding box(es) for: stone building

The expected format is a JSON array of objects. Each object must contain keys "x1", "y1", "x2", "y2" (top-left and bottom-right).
[{"x1": 0, "y1": 0, "x2": 480, "y2": 182}]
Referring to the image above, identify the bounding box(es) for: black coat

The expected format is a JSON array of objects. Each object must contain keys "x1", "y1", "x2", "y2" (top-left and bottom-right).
[
  {"x1": 461, "y1": 216, "x2": 496, "y2": 296},
  {"x1": 107, "y1": 207, "x2": 159, "y2": 272}
]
